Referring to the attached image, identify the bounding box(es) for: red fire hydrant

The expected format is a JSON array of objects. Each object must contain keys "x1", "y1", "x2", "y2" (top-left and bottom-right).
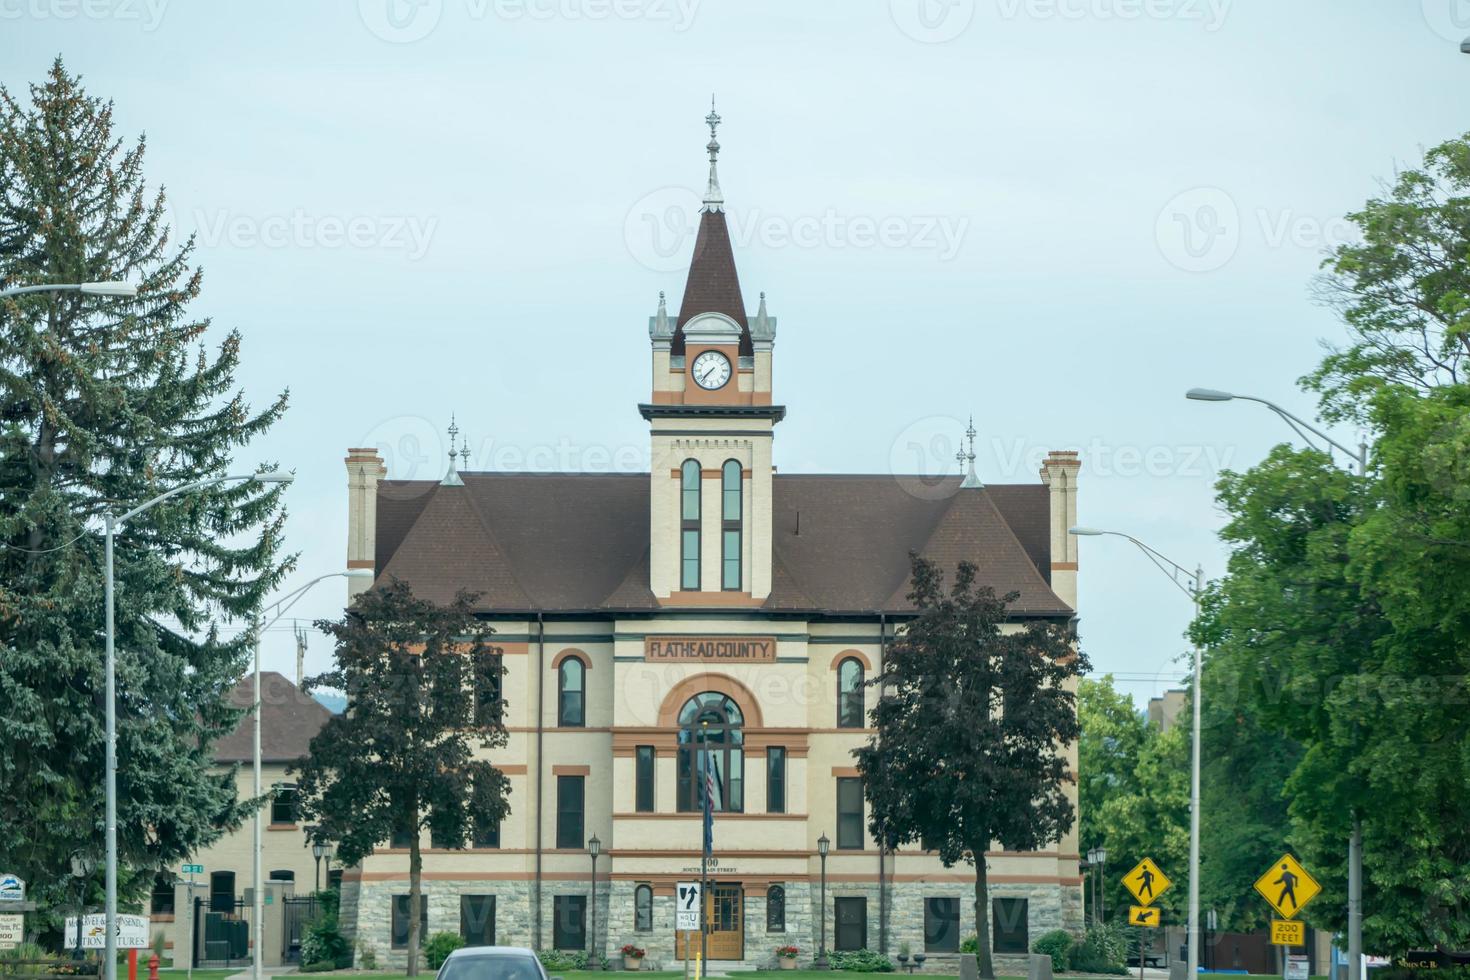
[{"x1": 147, "y1": 953, "x2": 159, "y2": 980}]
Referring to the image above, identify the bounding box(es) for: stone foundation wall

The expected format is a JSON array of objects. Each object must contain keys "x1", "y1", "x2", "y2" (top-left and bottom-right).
[{"x1": 339, "y1": 877, "x2": 1082, "y2": 969}]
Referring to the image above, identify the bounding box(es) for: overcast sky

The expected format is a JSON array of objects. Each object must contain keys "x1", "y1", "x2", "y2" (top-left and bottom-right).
[{"x1": 6, "y1": 0, "x2": 1469, "y2": 709}]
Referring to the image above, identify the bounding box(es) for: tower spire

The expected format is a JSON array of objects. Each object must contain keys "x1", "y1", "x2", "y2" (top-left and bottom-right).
[
  {"x1": 441, "y1": 414, "x2": 465, "y2": 487},
  {"x1": 960, "y1": 415, "x2": 983, "y2": 488},
  {"x1": 702, "y1": 95, "x2": 724, "y2": 213}
]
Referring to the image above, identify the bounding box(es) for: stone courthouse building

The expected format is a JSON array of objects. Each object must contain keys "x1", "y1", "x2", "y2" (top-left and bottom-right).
[{"x1": 336, "y1": 110, "x2": 1084, "y2": 968}]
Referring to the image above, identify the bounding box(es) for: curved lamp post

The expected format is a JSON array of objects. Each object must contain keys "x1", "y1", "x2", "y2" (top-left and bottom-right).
[
  {"x1": 104, "y1": 472, "x2": 293, "y2": 980},
  {"x1": 1187, "y1": 386, "x2": 1367, "y2": 980},
  {"x1": 249, "y1": 570, "x2": 372, "y2": 980},
  {"x1": 1, "y1": 281, "x2": 136, "y2": 299},
  {"x1": 1070, "y1": 527, "x2": 1201, "y2": 979}
]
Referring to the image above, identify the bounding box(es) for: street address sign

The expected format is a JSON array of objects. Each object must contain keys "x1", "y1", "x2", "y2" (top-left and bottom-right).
[
  {"x1": 1254, "y1": 854, "x2": 1321, "y2": 920},
  {"x1": 182, "y1": 864, "x2": 203, "y2": 875},
  {"x1": 675, "y1": 882, "x2": 701, "y2": 931},
  {"x1": 1122, "y1": 857, "x2": 1172, "y2": 908}
]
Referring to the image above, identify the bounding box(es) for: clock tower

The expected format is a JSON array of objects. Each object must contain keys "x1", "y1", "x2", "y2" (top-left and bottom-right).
[{"x1": 642, "y1": 101, "x2": 782, "y2": 603}]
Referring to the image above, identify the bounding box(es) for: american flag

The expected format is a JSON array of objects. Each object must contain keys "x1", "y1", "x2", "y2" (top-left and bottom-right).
[{"x1": 701, "y1": 754, "x2": 715, "y2": 858}]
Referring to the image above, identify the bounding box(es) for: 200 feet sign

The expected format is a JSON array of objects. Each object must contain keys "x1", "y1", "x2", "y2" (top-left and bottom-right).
[{"x1": 644, "y1": 636, "x2": 776, "y2": 663}]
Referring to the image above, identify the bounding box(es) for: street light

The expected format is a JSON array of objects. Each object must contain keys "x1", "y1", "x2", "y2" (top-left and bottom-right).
[
  {"x1": 586, "y1": 835, "x2": 602, "y2": 971},
  {"x1": 1187, "y1": 386, "x2": 1368, "y2": 980},
  {"x1": 250, "y1": 569, "x2": 372, "y2": 980},
  {"x1": 1, "y1": 280, "x2": 137, "y2": 299},
  {"x1": 1070, "y1": 527, "x2": 1200, "y2": 977},
  {"x1": 815, "y1": 833, "x2": 831, "y2": 971},
  {"x1": 104, "y1": 471, "x2": 294, "y2": 980}
]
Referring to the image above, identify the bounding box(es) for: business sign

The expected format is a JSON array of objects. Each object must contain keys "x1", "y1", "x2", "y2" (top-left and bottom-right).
[
  {"x1": 675, "y1": 882, "x2": 701, "y2": 931},
  {"x1": 1285, "y1": 955, "x2": 1310, "y2": 980},
  {"x1": 1271, "y1": 920, "x2": 1305, "y2": 947},
  {"x1": 0, "y1": 874, "x2": 24, "y2": 903},
  {"x1": 0, "y1": 915, "x2": 23, "y2": 949},
  {"x1": 645, "y1": 636, "x2": 776, "y2": 663},
  {"x1": 1254, "y1": 854, "x2": 1321, "y2": 920},
  {"x1": 1128, "y1": 906, "x2": 1161, "y2": 927},
  {"x1": 63, "y1": 914, "x2": 150, "y2": 949},
  {"x1": 1122, "y1": 857, "x2": 1172, "y2": 908}
]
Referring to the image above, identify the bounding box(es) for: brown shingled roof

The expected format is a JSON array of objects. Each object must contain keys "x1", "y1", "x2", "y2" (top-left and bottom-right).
[
  {"x1": 214, "y1": 672, "x2": 332, "y2": 764},
  {"x1": 371, "y1": 474, "x2": 1071, "y2": 618},
  {"x1": 672, "y1": 209, "x2": 752, "y2": 357}
]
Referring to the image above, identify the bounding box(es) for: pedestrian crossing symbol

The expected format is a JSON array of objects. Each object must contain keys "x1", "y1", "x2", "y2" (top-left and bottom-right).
[
  {"x1": 1122, "y1": 857, "x2": 1172, "y2": 907},
  {"x1": 1128, "y1": 906, "x2": 1162, "y2": 927},
  {"x1": 1254, "y1": 854, "x2": 1320, "y2": 920}
]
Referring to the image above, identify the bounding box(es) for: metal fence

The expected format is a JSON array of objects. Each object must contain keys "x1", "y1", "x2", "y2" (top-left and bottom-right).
[
  {"x1": 192, "y1": 896, "x2": 252, "y2": 968},
  {"x1": 282, "y1": 896, "x2": 321, "y2": 963}
]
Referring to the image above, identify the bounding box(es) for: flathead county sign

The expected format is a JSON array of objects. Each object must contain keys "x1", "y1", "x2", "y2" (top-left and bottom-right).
[{"x1": 0, "y1": 874, "x2": 24, "y2": 902}]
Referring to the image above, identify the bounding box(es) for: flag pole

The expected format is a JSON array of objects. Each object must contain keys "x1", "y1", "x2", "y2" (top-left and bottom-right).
[{"x1": 700, "y1": 719, "x2": 710, "y2": 968}]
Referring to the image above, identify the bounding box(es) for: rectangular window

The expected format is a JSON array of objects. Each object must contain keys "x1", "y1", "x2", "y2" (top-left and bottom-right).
[
  {"x1": 391, "y1": 894, "x2": 428, "y2": 949},
  {"x1": 552, "y1": 895, "x2": 587, "y2": 951},
  {"x1": 391, "y1": 826, "x2": 414, "y2": 849},
  {"x1": 766, "y1": 747, "x2": 786, "y2": 814},
  {"x1": 270, "y1": 785, "x2": 297, "y2": 824},
  {"x1": 150, "y1": 874, "x2": 175, "y2": 915},
  {"x1": 722, "y1": 529, "x2": 740, "y2": 590},
  {"x1": 474, "y1": 651, "x2": 503, "y2": 726},
  {"x1": 836, "y1": 777, "x2": 863, "y2": 850},
  {"x1": 209, "y1": 871, "x2": 235, "y2": 913},
  {"x1": 834, "y1": 897, "x2": 867, "y2": 952},
  {"x1": 925, "y1": 898, "x2": 959, "y2": 952},
  {"x1": 473, "y1": 817, "x2": 500, "y2": 849},
  {"x1": 556, "y1": 775, "x2": 585, "y2": 850},
  {"x1": 635, "y1": 746, "x2": 655, "y2": 813},
  {"x1": 460, "y1": 895, "x2": 496, "y2": 947},
  {"x1": 681, "y1": 529, "x2": 700, "y2": 590},
  {"x1": 993, "y1": 897, "x2": 1029, "y2": 954}
]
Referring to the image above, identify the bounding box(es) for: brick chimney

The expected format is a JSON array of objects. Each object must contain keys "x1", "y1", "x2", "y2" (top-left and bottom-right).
[
  {"x1": 1039, "y1": 450, "x2": 1080, "y2": 610},
  {"x1": 344, "y1": 447, "x2": 386, "y2": 599}
]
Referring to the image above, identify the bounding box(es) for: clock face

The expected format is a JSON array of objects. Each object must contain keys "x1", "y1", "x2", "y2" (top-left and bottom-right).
[{"x1": 691, "y1": 350, "x2": 732, "y2": 390}]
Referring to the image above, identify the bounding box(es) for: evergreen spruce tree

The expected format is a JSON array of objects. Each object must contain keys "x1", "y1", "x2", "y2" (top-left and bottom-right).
[{"x1": 0, "y1": 59, "x2": 290, "y2": 924}]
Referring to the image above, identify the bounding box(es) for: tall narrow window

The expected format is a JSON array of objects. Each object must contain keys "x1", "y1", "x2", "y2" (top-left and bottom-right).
[
  {"x1": 993, "y1": 898, "x2": 1029, "y2": 954},
  {"x1": 837, "y1": 658, "x2": 865, "y2": 729},
  {"x1": 925, "y1": 898, "x2": 959, "y2": 952},
  {"x1": 634, "y1": 884, "x2": 654, "y2": 932},
  {"x1": 391, "y1": 895, "x2": 428, "y2": 949},
  {"x1": 150, "y1": 874, "x2": 175, "y2": 915},
  {"x1": 766, "y1": 885, "x2": 785, "y2": 932},
  {"x1": 474, "y1": 650, "x2": 503, "y2": 726},
  {"x1": 635, "y1": 746, "x2": 655, "y2": 813},
  {"x1": 680, "y1": 459, "x2": 701, "y2": 590},
  {"x1": 558, "y1": 657, "x2": 585, "y2": 727},
  {"x1": 766, "y1": 746, "x2": 786, "y2": 814},
  {"x1": 721, "y1": 459, "x2": 742, "y2": 591},
  {"x1": 270, "y1": 783, "x2": 298, "y2": 824},
  {"x1": 460, "y1": 895, "x2": 496, "y2": 946},
  {"x1": 209, "y1": 871, "x2": 235, "y2": 912},
  {"x1": 836, "y1": 777, "x2": 864, "y2": 850},
  {"x1": 553, "y1": 895, "x2": 586, "y2": 951},
  {"x1": 556, "y1": 775, "x2": 585, "y2": 850}
]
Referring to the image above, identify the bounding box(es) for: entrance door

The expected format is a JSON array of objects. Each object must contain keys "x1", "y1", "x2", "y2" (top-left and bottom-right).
[
  {"x1": 835, "y1": 897, "x2": 867, "y2": 951},
  {"x1": 675, "y1": 884, "x2": 744, "y2": 960}
]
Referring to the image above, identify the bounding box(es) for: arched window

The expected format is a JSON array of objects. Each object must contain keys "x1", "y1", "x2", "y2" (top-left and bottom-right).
[
  {"x1": 634, "y1": 884, "x2": 653, "y2": 932},
  {"x1": 721, "y1": 460, "x2": 742, "y2": 591},
  {"x1": 676, "y1": 692, "x2": 744, "y2": 813},
  {"x1": 680, "y1": 459, "x2": 701, "y2": 590},
  {"x1": 766, "y1": 885, "x2": 785, "y2": 932},
  {"x1": 558, "y1": 657, "x2": 585, "y2": 727},
  {"x1": 837, "y1": 658, "x2": 865, "y2": 729}
]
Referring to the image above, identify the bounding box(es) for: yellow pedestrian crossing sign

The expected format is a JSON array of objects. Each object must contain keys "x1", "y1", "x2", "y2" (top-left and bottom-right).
[
  {"x1": 1122, "y1": 857, "x2": 1172, "y2": 907},
  {"x1": 1128, "y1": 906, "x2": 1162, "y2": 927},
  {"x1": 1254, "y1": 854, "x2": 1320, "y2": 920}
]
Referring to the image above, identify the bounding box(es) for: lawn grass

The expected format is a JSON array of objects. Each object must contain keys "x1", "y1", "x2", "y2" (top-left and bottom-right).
[{"x1": 157, "y1": 970, "x2": 236, "y2": 980}]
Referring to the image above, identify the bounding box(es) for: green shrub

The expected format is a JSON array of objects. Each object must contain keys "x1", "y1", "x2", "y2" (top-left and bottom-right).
[
  {"x1": 298, "y1": 961, "x2": 338, "y2": 973},
  {"x1": 828, "y1": 949, "x2": 894, "y2": 972},
  {"x1": 960, "y1": 935, "x2": 978, "y2": 954},
  {"x1": 1068, "y1": 924, "x2": 1129, "y2": 975},
  {"x1": 357, "y1": 939, "x2": 378, "y2": 971},
  {"x1": 1, "y1": 944, "x2": 52, "y2": 975},
  {"x1": 426, "y1": 932, "x2": 466, "y2": 970},
  {"x1": 1032, "y1": 930, "x2": 1073, "y2": 972},
  {"x1": 300, "y1": 914, "x2": 351, "y2": 970},
  {"x1": 538, "y1": 950, "x2": 587, "y2": 971}
]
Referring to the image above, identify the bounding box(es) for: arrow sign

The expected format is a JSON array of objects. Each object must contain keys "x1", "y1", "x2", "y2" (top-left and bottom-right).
[
  {"x1": 1128, "y1": 906, "x2": 1161, "y2": 927},
  {"x1": 675, "y1": 881, "x2": 701, "y2": 931},
  {"x1": 1254, "y1": 854, "x2": 1321, "y2": 920}
]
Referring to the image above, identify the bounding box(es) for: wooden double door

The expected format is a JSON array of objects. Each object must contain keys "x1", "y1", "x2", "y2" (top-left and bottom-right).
[{"x1": 675, "y1": 883, "x2": 744, "y2": 961}]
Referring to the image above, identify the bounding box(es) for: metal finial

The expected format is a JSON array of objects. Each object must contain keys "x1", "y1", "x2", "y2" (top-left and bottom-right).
[
  {"x1": 460, "y1": 442, "x2": 470, "y2": 469},
  {"x1": 441, "y1": 415, "x2": 465, "y2": 487},
  {"x1": 960, "y1": 415, "x2": 983, "y2": 489},
  {"x1": 448, "y1": 414, "x2": 460, "y2": 454},
  {"x1": 702, "y1": 95, "x2": 724, "y2": 212}
]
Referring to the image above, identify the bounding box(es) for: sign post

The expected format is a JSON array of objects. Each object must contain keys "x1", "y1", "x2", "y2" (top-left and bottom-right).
[
  {"x1": 1255, "y1": 854, "x2": 1321, "y2": 980},
  {"x1": 677, "y1": 882, "x2": 701, "y2": 980},
  {"x1": 182, "y1": 865, "x2": 203, "y2": 980},
  {"x1": 1122, "y1": 858, "x2": 1172, "y2": 980}
]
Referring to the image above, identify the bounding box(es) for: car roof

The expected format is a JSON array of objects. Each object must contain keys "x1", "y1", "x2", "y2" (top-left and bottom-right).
[{"x1": 445, "y1": 946, "x2": 539, "y2": 959}]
